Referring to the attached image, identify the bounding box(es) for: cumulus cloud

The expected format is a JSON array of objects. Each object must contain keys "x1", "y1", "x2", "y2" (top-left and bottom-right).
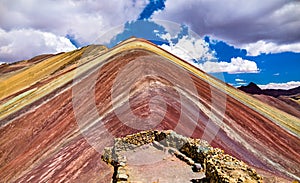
[
  {"x1": 159, "y1": 34, "x2": 215, "y2": 63},
  {"x1": 0, "y1": 28, "x2": 76, "y2": 62},
  {"x1": 242, "y1": 40, "x2": 300, "y2": 56},
  {"x1": 258, "y1": 81, "x2": 300, "y2": 90},
  {"x1": 159, "y1": 36, "x2": 259, "y2": 74},
  {"x1": 153, "y1": 0, "x2": 300, "y2": 50},
  {"x1": 158, "y1": 29, "x2": 259, "y2": 74},
  {"x1": 138, "y1": 0, "x2": 166, "y2": 20},
  {"x1": 200, "y1": 57, "x2": 259, "y2": 74},
  {"x1": 0, "y1": 0, "x2": 147, "y2": 45},
  {"x1": 0, "y1": 0, "x2": 148, "y2": 62}
]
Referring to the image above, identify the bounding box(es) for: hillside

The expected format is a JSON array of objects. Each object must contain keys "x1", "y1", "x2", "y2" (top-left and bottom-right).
[{"x1": 0, "y1": 38, "x2": 299, "y2": 182}]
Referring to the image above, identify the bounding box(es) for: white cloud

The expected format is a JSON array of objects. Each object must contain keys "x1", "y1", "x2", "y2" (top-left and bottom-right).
[
  {"x1": 236, "y1": 82, "x2": 247, "y2": 85},
  {"x1": 159, "y1": 38, "x2": 259, "y2": 74},
  {"x1": 0, "y1": 0, "x2": 150, "y2": 62},
  {"x1": 258, "y1": 81, "x2": 300, "y2": 90},
  {"x1": 242, "y1": 40, "x2": 300, "y2": 56},
  {"x1": 0, "y1": 62, "x2": 5, "y2": 65},
  {"x1": 234, "y1": 79, "x2": 247, "y2": 87},
  {"x1": 199, "y1": 57, "x2": 259, "y2": 74},
  {"x1": 158, "y1": 32, "x2": 259, "y2": 74},
  {"x1": 0, "y1": 0, "x2": 148, "y2": 46},
  {"x1": 235, "y1": 78, "x2": 244, "y2": 82},
  {"x1": 153, "y1": 0, "x2": 300, "y2": 51},
  {"x1": 0, "y1": 28, "x2": 76, "y2": 62},
  {"x1": 159, "y1": 34, "x2": 215, "y2": 63},
  {"x1": 160, "y1": 44, "x2": 194, "y2": 63}
]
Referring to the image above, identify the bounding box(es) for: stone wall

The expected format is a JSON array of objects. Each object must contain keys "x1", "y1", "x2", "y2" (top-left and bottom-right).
[{"x1": 102, "y1": 130, "x2": 262, "y2": 183}]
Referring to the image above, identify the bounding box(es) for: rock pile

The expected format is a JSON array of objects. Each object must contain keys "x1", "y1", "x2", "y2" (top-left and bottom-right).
[{"x1": 102, "y1": 130, "x2": 262, "y2": 183}]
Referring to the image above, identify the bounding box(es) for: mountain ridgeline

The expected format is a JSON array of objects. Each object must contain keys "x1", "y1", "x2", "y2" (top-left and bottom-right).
[{"x1": 0, "y1": 38, "x2": 299, "y2": 182}]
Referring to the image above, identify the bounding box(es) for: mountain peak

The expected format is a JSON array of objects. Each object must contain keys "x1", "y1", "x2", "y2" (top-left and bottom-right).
[
  {"x1": 0, "y1": 38, "x2": 299, "y2": 182},
  {"x1": 238, "y1": 82, "x2": 262, "y2": 94}
]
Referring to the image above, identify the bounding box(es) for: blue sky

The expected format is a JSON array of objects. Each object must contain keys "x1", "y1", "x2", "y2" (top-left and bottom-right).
[
  {"x1": 206, "y1": 38, "x2": 300, "y2": 87},
  {"x1": 0, "y1": 0, "x2": 300, "y2": 89}
]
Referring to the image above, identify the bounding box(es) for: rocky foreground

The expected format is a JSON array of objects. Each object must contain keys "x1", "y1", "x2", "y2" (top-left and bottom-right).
[{"x1": 103, "y1": 130, "x2": 262, "y2": 182}]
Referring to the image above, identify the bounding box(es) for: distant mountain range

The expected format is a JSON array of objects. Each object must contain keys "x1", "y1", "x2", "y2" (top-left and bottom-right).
[
  {"x1": 238, "y1": 82, "x2": 300, "y2": 97},
  {"x1": 238, "y1": 82, "x2": 300, "y2": 118}
]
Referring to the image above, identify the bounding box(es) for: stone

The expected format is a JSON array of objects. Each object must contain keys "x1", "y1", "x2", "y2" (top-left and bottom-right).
[
  {"x1": 118, "y1": 167, "x2": 127, "y2": 174},
  {"x1": 119, "y1": 162, "x2": 126, "y2": 166},
  {"x1": 117, "y1": 173, "x2": 128, "y2": 180},
  {"x1": 193, "y1": 163, "x2": 203, "y2": 172}
]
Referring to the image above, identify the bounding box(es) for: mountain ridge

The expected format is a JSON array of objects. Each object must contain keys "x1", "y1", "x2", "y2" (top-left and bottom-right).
[
  {"x1": 238, "y1": 82, "x2": 300, "y2": 97},
  {"x1": 238, "y1": 82, "x2": 300, "y2": 118},
  {"x1": 0, "y1": 38, "x2": 299, "y2": 182}
]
